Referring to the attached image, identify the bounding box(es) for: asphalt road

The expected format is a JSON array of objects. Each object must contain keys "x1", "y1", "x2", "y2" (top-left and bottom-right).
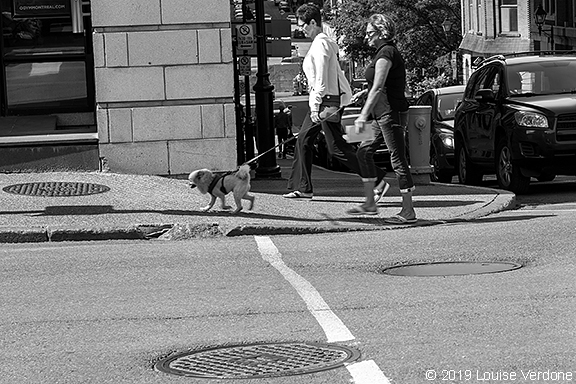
[{"x1": 2, "y1": 187, "x2": 575, "y2": 384}]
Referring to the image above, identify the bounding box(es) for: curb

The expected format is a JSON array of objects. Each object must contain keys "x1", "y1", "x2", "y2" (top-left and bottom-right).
[
  {"x1": 0, "y1": 219, "x2": 445, "y2": 243},
  {"x1": 0, "y1": 189, "x2": 516, "y2": 243}
]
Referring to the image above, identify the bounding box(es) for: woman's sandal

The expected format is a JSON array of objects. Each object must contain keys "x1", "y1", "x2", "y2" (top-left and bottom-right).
[
  {"x1": 374, "y1": 181, "x2": 390, "y2": 204},
  {"x1": 346, "y1": 205, "x2": 378, "y2": 215},
  {"x1": 384, "y1": 214, "x2": 417, "y2": 224}
]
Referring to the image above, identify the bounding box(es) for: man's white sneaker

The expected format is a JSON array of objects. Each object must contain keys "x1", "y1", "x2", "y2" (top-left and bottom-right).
[{"x1": 283, "y1": 191, "x2": 313, "y2": 199}]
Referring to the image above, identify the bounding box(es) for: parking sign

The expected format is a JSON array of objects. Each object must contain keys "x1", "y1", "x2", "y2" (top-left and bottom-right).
[
  {"x1": 236, "y1": 24, "x2": 254, "y2": 50},
  {"x1": 238, "y1": 56, "x2": 251, "y2": 76}
]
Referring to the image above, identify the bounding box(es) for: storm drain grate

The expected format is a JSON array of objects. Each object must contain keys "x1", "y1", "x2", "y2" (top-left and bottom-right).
[
  {"x1": 2, "y1": 182, "x2": 110, "y2": 197},
  {"x1": 382, "y1": 261, "x2": 522, "y2": 276},
  {"x1": 155, "y1": 342, "x2": 361, "y2": 379}
]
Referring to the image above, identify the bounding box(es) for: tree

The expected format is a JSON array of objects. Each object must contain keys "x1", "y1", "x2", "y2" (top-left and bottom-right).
[{"x1": 327, "y1": 0, "x2": 462, "y2": 93}]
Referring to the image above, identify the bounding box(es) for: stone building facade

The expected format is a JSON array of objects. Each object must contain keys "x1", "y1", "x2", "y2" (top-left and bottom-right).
[{"x1": 92, "y1": 0, "x2": 237, "y2": 174}]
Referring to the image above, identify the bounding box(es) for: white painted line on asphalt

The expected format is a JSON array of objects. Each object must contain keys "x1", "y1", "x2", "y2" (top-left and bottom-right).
[
  {"x1": 254, "y1": 236, "x2": 392, "y2": 384},
  {"x1": 254, "y1": 235, "x2": 354, "y2": 343},
  {"x1": 522, "y1": 208, "x2": 576, "y2": 212},
  {"x1": 346, "y1": 360, "x2": 392, "y2": 384}
]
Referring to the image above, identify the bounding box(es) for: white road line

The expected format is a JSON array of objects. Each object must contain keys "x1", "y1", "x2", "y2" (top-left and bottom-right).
[
  {"x1": 254, "y1": 235, "x2": 354, "y2": 343},
  {"x1": 254, "y1": 236, "x2": 392, "y2": 384},
  {"x1": 346, "y1": 360, "x2": 392, "y2": 384},
  {"x1": 521, "y1": 208, "x2": 576, "y2": 212}
]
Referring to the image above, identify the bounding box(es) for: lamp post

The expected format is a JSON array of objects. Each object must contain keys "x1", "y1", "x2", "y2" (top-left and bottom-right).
[
  {"x1": 534, "y1": 4, "x2": 554, "y2": 50},
  {"x1": 252, "y1": 0, "x2": 281, "y2": 178},
  {"x1": 441, "y1": 19, "x2": 457, "y2": 81}
]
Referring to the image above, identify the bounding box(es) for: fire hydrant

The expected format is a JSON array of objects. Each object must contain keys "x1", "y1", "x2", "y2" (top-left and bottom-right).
[{"x1": 406, "y1": 105, "x2": 433, "y2": 184}]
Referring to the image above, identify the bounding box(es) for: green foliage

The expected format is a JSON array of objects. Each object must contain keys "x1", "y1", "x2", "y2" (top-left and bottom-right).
[
  {"x1": 328, "y1": 0, "x2": 462, "y2": 93},
  {"x1": 408, "y1": 73, "x2": 459, "y2": 98}
]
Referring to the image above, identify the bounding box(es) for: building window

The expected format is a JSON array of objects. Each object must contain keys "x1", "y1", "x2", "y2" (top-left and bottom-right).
[
  {"x1": 477, "y1": 0, "x2": 482, "y2": 33},
  {"x1": 500, "y1": 0, "x2": 518, "y2": 33},
  {"x1": 469, "y1": 0, "x2": 474, "y2": 30}
]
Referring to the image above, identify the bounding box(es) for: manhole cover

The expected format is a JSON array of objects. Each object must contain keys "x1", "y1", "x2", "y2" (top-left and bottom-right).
[
  {"x1": 382, "y1": 261, "x2": 522, "y2": 276},
  {"x1": 155, "y1": 342, "x2": 361, "y2": 379},
  {"x1": 2, "y1": 182, "x2": 110, "y2": 197}
]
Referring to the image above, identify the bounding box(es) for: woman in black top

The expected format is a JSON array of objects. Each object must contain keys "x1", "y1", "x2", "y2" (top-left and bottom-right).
[{"x1": 348, "y1": 14, "x2": 416, "y2": 223}]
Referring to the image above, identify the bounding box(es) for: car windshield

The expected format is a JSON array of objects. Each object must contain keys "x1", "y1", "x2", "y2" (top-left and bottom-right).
[
  {"x1": 436, "y1": 93, "x2": 462, "y2": 120},
  {"x1": 506, "y1": 59, "x2": 576, "y2": 96}
]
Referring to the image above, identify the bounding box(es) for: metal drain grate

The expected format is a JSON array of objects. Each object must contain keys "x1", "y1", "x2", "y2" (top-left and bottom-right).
[
  {"x1": 382, "y1": 261, "x2": 522, "y2": 276},
  {"x1": 155, "y1": 342, "x2": 361, "y2": 379},
  {"x1": 2, "y1": 182, "x2": 110, "y2": 197}
]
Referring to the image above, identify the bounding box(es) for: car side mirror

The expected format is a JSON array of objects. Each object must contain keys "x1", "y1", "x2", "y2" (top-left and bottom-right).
[{"x1": 474, "y1": 89, "x2": 495, "y2": 102}]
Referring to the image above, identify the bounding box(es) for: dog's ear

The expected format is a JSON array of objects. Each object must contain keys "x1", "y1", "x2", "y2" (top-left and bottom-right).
[{"x1": 199, "y1": 170, "x2": 213, "y2": 184}]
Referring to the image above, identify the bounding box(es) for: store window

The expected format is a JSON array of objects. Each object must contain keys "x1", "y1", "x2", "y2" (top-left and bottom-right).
[
  {"x1": 500, "y1": 0, "x2": 518, "y2": 33},
  {"x1": 0, "y1": 0, "x2": 94, "y2": 116}
]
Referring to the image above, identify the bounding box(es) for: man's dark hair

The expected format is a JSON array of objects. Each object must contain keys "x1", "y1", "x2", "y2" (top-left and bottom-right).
[{"x1": 296, "y1": 3, "x2": 322, "y2": 27}]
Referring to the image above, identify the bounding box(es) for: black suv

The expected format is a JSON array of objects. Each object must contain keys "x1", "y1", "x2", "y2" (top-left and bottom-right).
[{"x1": 454, "y1": 52, "x2": 576, "y2": 194}]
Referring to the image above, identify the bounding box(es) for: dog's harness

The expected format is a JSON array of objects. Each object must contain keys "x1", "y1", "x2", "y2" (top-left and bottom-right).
[{"x1": 207, "y1": 171, "x2": 235, "y2": 195}]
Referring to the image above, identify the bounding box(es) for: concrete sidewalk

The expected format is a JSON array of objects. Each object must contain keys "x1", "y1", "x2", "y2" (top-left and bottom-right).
[{"x1": 0, "y1": 158, "x2": 515, "y2": 242}]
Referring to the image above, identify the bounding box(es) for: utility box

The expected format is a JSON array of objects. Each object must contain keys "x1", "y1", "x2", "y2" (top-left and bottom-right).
[{"x1": 407, "y1": 105, "x2": 433, "y2": 184}]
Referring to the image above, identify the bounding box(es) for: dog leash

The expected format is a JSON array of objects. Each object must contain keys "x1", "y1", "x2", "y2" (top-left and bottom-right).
[{"x1": 243, "y1": 106, "x2": 346, "y2": 166}]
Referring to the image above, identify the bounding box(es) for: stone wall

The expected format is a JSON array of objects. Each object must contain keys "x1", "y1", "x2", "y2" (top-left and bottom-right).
[{"x1": 92, "y1": 0, "x2": 236, "y2": 175}]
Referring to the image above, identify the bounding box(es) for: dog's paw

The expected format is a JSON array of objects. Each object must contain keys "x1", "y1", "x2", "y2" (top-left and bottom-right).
[
  {"x1": 231, "y1": 207, "x2": 243, "y2": 215},
  {"x1": 200, "y1": 206, "x2": 211, "y2": 212},
  {"x1": 221, "y1": 205, "x2": 232, "y2": 210}
]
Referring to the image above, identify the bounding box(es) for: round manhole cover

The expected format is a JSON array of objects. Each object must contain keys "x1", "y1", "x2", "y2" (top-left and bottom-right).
[
  {"x1": 382, "y1": 261, "x2": 522, "y2": 276},
  {"x1": 2, "y1": 182, "x2": 110, "y2": 197},
  {"x1": 155, "y1": 342, "x2": 361, "y2": 379}
]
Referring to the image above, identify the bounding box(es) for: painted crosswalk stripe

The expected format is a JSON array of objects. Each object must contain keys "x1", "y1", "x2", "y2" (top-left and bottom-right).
[{"x1": 254, "y1": 236, "x2": 391, "y2": 384}]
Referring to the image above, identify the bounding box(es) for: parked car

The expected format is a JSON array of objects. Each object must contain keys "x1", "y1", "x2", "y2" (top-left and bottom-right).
[
  {"x1": 280, "y1": 56, "x2": 303, "y2": 64},
  {"x1": 312, "y1": 110, "x2": 391, "y2": 172},
  {"x1": 454, "y1": 52, "x2": 576, "y2": 194},
  {"x1": 292, "y1": 29, "x2": 305, "y2": 39},
  {"x1": 413, "y1": 85, "x2": 465, "y2": 182}
]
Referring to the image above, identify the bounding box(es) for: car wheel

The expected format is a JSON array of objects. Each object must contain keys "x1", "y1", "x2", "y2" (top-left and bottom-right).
[
  {"x1": 456, "y1": 142, "x2": 483, "y2": 185},
  {"x1": 496, "y1": 137, "x2": 530, "y2": 194},
  {"x1": 430, "y1": 149, "x2": 453, "y2": 183}
]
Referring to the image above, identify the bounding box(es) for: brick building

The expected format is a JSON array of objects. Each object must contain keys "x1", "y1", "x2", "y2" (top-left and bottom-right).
[{"x1": 459, "y1": 0, "x2": 576, "y2": 82}]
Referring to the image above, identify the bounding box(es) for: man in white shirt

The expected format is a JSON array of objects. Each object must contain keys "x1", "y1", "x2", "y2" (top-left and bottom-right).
[{"x1": 283, "y1": 3, "x2": 374, "y2": 199}]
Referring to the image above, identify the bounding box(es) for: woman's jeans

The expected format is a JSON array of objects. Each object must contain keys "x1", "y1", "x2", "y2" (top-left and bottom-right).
[
  {"x1": 357, "y1": 110, "x2": 414, "y2": 192},
  {"x1": 287, "y1": 111, "x2": 385, "y2": 193}
]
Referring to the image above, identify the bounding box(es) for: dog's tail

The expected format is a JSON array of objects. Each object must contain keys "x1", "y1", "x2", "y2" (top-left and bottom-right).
[{"x1": 235, "y1": 164, "x2": 251, "y2": 180}]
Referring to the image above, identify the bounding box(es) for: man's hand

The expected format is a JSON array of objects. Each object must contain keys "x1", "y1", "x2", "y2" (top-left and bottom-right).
[{"x1": 311, "y1": 111, "x2": 321, "y2": 123}]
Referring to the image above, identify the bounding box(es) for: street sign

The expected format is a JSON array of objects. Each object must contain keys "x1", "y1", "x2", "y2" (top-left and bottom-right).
[
  {"x1": 232, "y1": 20, "x2": 292, "y2": 57},
  {"x1": 231, "y1": 19, "x2": 291, "y2": 38},
  {"x1": 236, "y1": 24, "x2": 254, "y2": 50},
  {"x1": 238, "y1": 56, "x2": 251, "y2": 76},
  {"x1": 235, "y1": 39, "x2": 291, "y2": 58}
]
